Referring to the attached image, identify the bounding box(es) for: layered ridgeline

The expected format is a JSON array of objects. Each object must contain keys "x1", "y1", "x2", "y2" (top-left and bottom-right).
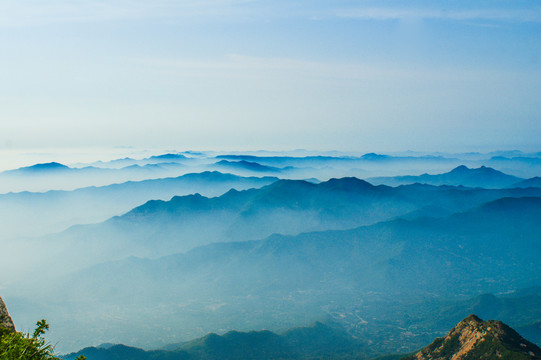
[
  {"x1": 39, "y1": 177, "x2": 541, "y2": 266},
  {"x1": 62, "y1": 322, "x2": 364, "y2": 360},
  {"x1": 0, "y1": 172, "x2": 277, "y2": 239},
  {"x1": 368, "y1": 165, "x2": 525, "y2": 188},
  {"x1": 4, "y1": 151, "x2": 540, "y2": 194},
  {"x1": 7, "y1": 164, "x2": 537, "y2": 249},
  {"x1": 513, "y1": 177, "x2": 541, "y2": 188},
  {"x1": 213, "y1": 159, "x2": 289, "y2": 174},
  {"x1": 1, "y1": 161, "x2": 537, "y2": 240},
  {"x1": 404, "y1": 315, "x2": 541, "y2": 360},
  {"x1": 61, "y1": 316, "x2": 541, "y2": 360},
  {"x1": 0, "y1": 153, "x2": 208, "y2": 193},
  {"x1": 21, "y1": 196, "x2": 540, "y2": 352},
  {"x1": 214, "y1": 153, "x2": 541, "y2": 180},
  {"x1": 0, "y1": 161, "x2": 188, "y2": 193}
]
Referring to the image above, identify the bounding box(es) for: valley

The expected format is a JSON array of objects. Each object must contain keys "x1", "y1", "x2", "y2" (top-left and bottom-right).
[{"x1": 1, "y1": 151, "x2": 540, "y2": 358}]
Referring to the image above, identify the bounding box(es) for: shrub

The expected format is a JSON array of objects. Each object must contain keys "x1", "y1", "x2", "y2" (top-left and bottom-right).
[{"x1": 0, "y1": 320, "x2": 85, "y2": 360}]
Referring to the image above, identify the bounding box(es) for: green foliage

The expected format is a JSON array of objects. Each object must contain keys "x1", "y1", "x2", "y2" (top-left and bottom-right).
[
  {"x1": 437, "y1": 333, "x2": 460, "y2": 358},
  {"x1": 0, "y1": 319, "x2": 79, "y2": 360}
]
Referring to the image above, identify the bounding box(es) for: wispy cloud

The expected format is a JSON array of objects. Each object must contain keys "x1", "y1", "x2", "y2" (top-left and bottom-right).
[
  {"x1": 136, "y1": 53, "x2": 537, "y2": 84},
  {"x1": 136, "y1": 54, "x2": 407, "y2": 81},
  {"x1": 0, "y1": 0, "x2": 258, "y2": 27},
  {"x1": 335, "y1": 7, "x2": 541, "y2": 23},
  {"x1": 3, "y1": 1, "x2": 538, "y2": 27}
]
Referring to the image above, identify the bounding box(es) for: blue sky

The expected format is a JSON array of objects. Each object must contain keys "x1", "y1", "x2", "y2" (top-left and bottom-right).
[{"x1": 0, "y1": 0, "x2": 540, "y2": 152}]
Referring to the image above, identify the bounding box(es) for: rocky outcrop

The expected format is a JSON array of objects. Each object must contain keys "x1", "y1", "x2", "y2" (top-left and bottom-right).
[
  {"x1": 406, "y1": 314, "x2": 541, "y2": 360},
  {"x1": 0, "y1": 295, "x2": 15, "y2": 332}
]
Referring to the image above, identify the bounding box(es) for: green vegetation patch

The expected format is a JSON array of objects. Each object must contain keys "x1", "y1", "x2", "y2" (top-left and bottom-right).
[{"x1": 0, "y1": 320, "x2": 85, "y2": 360}]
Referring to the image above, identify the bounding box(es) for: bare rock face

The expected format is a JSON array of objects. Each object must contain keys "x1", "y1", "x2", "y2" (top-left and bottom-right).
[
  {"x1": 406, "y1": 314, "x2": 541, "y2": 360},
  {"x1": 0, "y1": 295, "x2": 15, "y2": 332}
]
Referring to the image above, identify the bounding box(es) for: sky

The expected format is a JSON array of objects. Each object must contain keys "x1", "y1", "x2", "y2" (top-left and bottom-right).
[{"x1": 0, "y1": 0, "x2": 540, "y2": 153}]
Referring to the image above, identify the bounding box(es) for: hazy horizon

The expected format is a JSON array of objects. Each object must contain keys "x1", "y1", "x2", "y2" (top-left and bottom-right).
[{"x1": 1, "y1": 146, "x2": 540, "y2": 173}]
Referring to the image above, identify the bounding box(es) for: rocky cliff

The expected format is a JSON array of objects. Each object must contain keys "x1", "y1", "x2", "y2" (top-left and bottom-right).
[
  {"x1": 0, "y1": 295, "x2": 15, "y2": 332},
  {"x1": 406, "y1": 314, "x2": 541, "y2": 360}
]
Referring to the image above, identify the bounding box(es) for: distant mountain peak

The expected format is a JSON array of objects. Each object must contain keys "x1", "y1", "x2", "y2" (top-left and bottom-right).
[
  {"x1": 450, "y1": 164, "x2": 505, "y2": 175},
  {"x1": 321, "y1": 177, "x2": 375, "y2": 191},
  {"x1": 451, "y1": 164, "x2": 470, "y2": 172},
  {"x1": 370, "y1": 165, "x2": 522, "y2": 189},
  {"x1": 215, "y1": 159, "x2": 281, "y2": 172},
  {"x1": 361, "y1": 152, "x2": 390, "y2": 160},
  {"x1": 24, "y1": 162, "x2": 69, "y2": 171},
  {"x1": 264, "y1": 178, "x2": 314, "y2": 189},
  {"x1": 148, "y1": 153, "x2": 186, "y2": 160},
  {"x1": 407, "y1": 315, "x2": 541, "y2": 360}
]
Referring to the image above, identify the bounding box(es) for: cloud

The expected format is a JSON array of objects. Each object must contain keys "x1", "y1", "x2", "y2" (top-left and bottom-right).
[
  {"x1": 0, "y1": 0, "x2": 258, "y2": 27},
  {"x1": 334, "y1": 7, "x2": 541, "y2": 23},
  {"x1": 136, "y1": 53, "x2": 539, "y2": 85},
  {"x1": 3, "y1": 1, "x2": 538, "y2": 28},
  {"x1": 135, "y1": 54, "x2": 410, "y2": 81}
]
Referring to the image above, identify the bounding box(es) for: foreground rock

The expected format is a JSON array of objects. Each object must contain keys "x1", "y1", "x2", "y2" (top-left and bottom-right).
[
  {"x1": 405, "y1": 314, "x2": 541, "y2": 360},
  {"x1": 0, "y1": 295, "x2": 15, "y2": 331}
]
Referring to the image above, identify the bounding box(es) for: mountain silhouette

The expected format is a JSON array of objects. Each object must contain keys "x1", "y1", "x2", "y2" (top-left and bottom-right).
[
  {"x1": 48, "y1": 196, "x2": 541, "y2": 352},
  {"x1": 0, "y1": 171, "x2": 277, "y2": 238},
  {"x1": 368, "y1": 165, "x2": 523, "y2": 188},
  {"x1": 513, "y1": 177, "x2": 541, "y2": 188},
  {"x1": 45, "y1": 178, "x2": 541, "y2": 269},
  {"x1": 214, "y1": 160, "x2": 284, "y2": 173},
  {"x1": 4, "y1": 162, "x2": 71, "y2": 174},
  {"x1": 62, "y1": 322, "x2": 363, "y2": 360},
  {"x1": 0, "y1": 160, "x2": 190, "y2": 193}
]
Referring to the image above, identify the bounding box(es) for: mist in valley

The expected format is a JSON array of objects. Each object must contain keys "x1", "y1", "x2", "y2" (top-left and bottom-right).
[{"x1": 1, "y1": 151, "x2": 540, "y2": 356}]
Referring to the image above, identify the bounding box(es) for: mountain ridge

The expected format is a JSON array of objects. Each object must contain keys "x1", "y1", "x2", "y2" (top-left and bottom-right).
[
  {"x1": 368, "y1": 165, "x2": 523, "y2": 188},
  {"x1": 404, "y1": 314, "x2": 541, "y2": 360},
  {"x1": 61, "y1": 321, "x2": 363, "y2": 360},
  {"x1": 0, "y1": 171, "x2": 278, "y2": 239},
  {"x1": 60, "y1": 316, "x2": 541, "y2": 360},
  {"x1": 45, "y1": 196, "x2": 541, "y2": 351},
  {"x1": 41, "y1": 177, "x2": 541, "y2": 275}
]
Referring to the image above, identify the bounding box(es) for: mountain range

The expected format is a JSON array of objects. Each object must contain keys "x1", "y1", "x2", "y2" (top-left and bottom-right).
[
  {"x1": 212, "y1": 153, "x2": 541, "y2": 179},
  {"x1": 19, "y1": 195, "x2": 540, "y2": 352},
  {"x1": 368, "y1": 165, "x2": 525, "y2": 188},
  {"x1": 38, "y1": 177, "x2": 541, "y2": 266},
  {"x1": 62, "y1": 195, "x2": 541, "y2": 300},
  {"x1": 0, "y1": 161, "x2": 191, "y2": 193},
  {"x1": 60, "y1": 315, "x2": 541, "y2": 360},
  {"x1": 0, "y1": 171, "x2": 277, "y2": 238},
  {"x1": 2, "y1": 153, "x2": 540, "y2": 356},
  {"x1": 62, "y1": 322, "x2": 364, "y2": 360},
  {"x1": 3, "y1": 154, "x2": 540, "y2": 194},
  {"x1": 213, "y1": 160, "x2": 287, "y2": 174}
]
